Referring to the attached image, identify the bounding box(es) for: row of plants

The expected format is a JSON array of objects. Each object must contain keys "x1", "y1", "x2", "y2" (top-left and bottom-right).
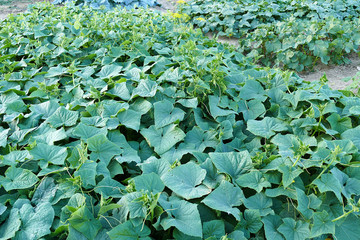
[
  {"x1": 240, "y1": 16, "x2": 360, "y2": 71},
  {"x1": 180, "y1": 0, "x2": 360, "y2": 70},
  {"x1": 1, "y1": 2, "x2": 360, "y2": 240},
  {"x1": 52, "y1": 0, "x2": 159, "y2": 9},
  {"x1": 179, "y1": 0, "x2": 360, "y2": 37}
]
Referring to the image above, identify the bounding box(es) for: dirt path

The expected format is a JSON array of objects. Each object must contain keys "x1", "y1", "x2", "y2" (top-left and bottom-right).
[
  {"x1": 1, "y1": 0, "x2": 359, "y2": 90},
  {"x1": 0, "y1": 0, "x2": 45, "y2": 19}
]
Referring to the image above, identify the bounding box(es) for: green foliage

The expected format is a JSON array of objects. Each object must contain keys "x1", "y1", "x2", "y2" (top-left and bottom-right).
[
  {"x1": 240, "y1": 16, "x2": 360, "y2": 71},
  {"x1": 1, "y1": 2, "x2": 360, "y2": 240},
  {"x1": 180, "y1": 0, "x2": 360, "y2": 37},
  {"x1": 180, "y1": 0, "x2": 360, "y2": 70}
]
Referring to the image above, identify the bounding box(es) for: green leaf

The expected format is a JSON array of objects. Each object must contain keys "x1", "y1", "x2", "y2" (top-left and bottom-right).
[
  {"x1": 278, "y1": 165, "x2": 303, "y2": 188},
  {"x1": 236, "y1": 170, "x2": 271, "y2": 193},
  {"x1": 238, "y1": 209, "x2": 263, "y2": 234},
  {"x1": 117, "y1": 109, "x2": 142, "y2": 131},
  {"x1": 177, "y1": 98, "x2": 198, "y2": 108},
  {"x1": 247, "y1": 117, "x2": 287, "y2": 139},
  {"x1": 162, "y1": 162, "x2": 210, "y2": 200},
  {"x1": 313, "y1": 173, "x2": 343, "y2": 202},
  {"x1": 108, "y1": 82, "x2": 131, "y2": 101},
  {"x1": 74, "y1": 161, "x2": 97, "y2": 188},
  {"x1": 0, "y1": 167, "x2": 39, "y2": 191},
  {"x1": 131, "y1": 79, "x2": 157, "y2": 98},
  {"x1": 262, "y1": 215, "x2": 285, "y2": 240},
  {"x1": 13, "y1": 200, "x2": 54, "y2": 240},
  {"x1": 296, "y1": 188, "x2": 321, "y2": 220},
  {"x1": 107, "y1": 220, "x2": 151, "y2": 240},
  {"x1": 160, "y1": 200, "x2": 202, "y2": 238},
  {"x1": 154, "y1": 99, "x2": 185, "y2": 129},
  {"x1": 334, "y1": 214, "x2": 360, "y2": 240},
  {"x1": 45, "y1": 65, "x2": 67, "y2": 77},
  {"x1": 47, "y1": 107, "x2": 79, "y2": 128},
  {"x1": 73, "y1": 123, "x2": 108, "y2": 140},
  {"x1": 341, "y1": 126, "x2": 360, "y2": 149},
  {"x1": 133, "y1": 172, "x2": 165, "y2": 194},
  {"x1": 327, "y1": 113, "x2": 352, "y2": 134},
  {"x1": 141, "y1": 124, "x2": 186, "y2": 155},
  {"x1": 2, "y1": 150, "x2": 32, "y2": 166},
  {"x1": 203, "y1": 220, "x2": 225, "y2": 239},
  {"x1": 209, "y1": 151, "x2": 252, "y2": 179},
  {"x1": 94, "y1": 177, "x2": 124, "y2": 199},
  {"x1": 238, "y1": 99, "x2": 266, "y2": 121},
  {"x1": 184, "y1": 127, "x2": 218, "y2": 152},
  {"x1": 32, "y1": 177, "x2": 57, "y2": 205},
  {"x1": 244, "y1": 193, "x2": 273, "y2": 216},
  {"x1": 29, "y1": 100, "x2": 60, "y2": 119},
  {"x1": 239, "y1": 80, "x2": 267, "y2": 101},
  {"x1": 30, "y1": 143, "x2": 67, "y2": 168},
  {"x1": 201, "y1": 181, "x2": 244, "y2": 220},
  {"x1": 278, "y1": 218, "x2": 310, "y2": 240},
  {"x1": 87, "y1": 134, "x2": 122, "y2": 165},
  {"x1": 0, "y1": 128, "x2": 10, "y2": 147},
  {"x1": 98, "y1": 203, "x2": 122, "y2": 216},
  {"x1": 0, "y1": 209, "x2": 21, "y2": 240},
  {"x1": 311, "y1": 211, "x2": 335, "y2": 238},
  {"x1": 209, "y1": 95, "x2": 236, "y2": 118},
  {"x1": 96, "y1": 65, "x2": 122, "y2": 79},
  {"x1": 68, "y1": 206, "x2": 102, "y2": 240}
]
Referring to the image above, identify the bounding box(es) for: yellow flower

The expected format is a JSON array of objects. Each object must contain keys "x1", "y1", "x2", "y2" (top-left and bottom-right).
[
  {"x1": 172, "y1": 13, "x2": 182, "y2": 18},
  {"x1": 196, "y1": 17, "x2": 206, "y2": 21},
  {"x1": 177, "y1": 0, "x2": 186, "y2": 4}
]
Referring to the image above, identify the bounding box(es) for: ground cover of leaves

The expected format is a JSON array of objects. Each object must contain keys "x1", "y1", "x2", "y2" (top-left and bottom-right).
[{"x1": 0, "y1": 2, "x2": 360, "y2": 240}]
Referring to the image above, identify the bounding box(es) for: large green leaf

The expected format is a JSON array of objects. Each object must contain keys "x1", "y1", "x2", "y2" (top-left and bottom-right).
[
  {"x1": 0, "y1": 209, "x2": 21, "y2": 240},
  {"x1": 162, "y1": 162, "x2": 210, "y2": 200},
  {"x1": 334, "y1": 214, "x2": 360, "y2": 240},
  {"x1": 74, "y1": 161, "x2": 97, "y2": 188},
  {"x1": 96, "y1": 65, "x2": 123, "y2": 79},
  {"x1": 277, "y1": 218, "x2": 310, "y2": 240},
  {"x1": 160, "y1": 200, "x2": 202, "y2": 238},
  {"x1": 68, "y1": 206, "x2": 102, "y2": 240},
  {"x1": 73, "y1": 123, "x2": 108, "y2": 140},
  {"x1": 0, "y1": 167, "x2": 39, "y2": 191},
  {"x1": 247, "y1": 117, "x2": 287, "y2": 139},
  {"x1": 141, "y1": 124, "x2": 186, "y2": 155},
  {"x1": 313, "y1": 173, "x2": 343, "y2": 202},
  {"x1": 236, "y1": 170, "x2": 271, "y2": 193},
  {"x1": 201, "y1": 181, "x2": 244, "y2": 220},
  {"x1": 262, "y1": 215, "x2": 285, "y2": 240},
  {"x1": 13, "y1": 200, "x2": 54, "y2": 240},
  {"x1": 311, "y1": 211, "x2": 335, "y2": 238},
  {"x1": 154, "y1": 99, "x2": 185, "y2": 129},
  {"x1": 32, "y1": 177, "x2": 57, "y2": 205},
  {"x1": 87, "y1": 134, "x2": 122, "y2": 165},
  {"x1": 133, "y1": 172, "x2": 165, "y2": 194},
  {"x1": 341, "y1": 126, "x2": 360, "y2": 149},
  {"x1": 47, "y1": 107, "x2": 79, "y2": 128},
  {"x1": 209, "y1": 151, "x2": 252, "y2": 179},
  {"x1": 244, "y1": 193, "x2": 273, "y2": 216},
  {"x1": 107, "y1": 220, "x2": 151, "y2": 240},
  {"x1": 30, "y1": 143, "x2": 67, "y2": 168}
]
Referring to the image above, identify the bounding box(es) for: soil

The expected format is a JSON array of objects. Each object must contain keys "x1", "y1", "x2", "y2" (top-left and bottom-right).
[
  {"x1": 298, "y1": 53, "x2": 360, "y2": 90},
  {"x1": 1, "y1": 0, "x2": 360, "y2": 91},
  {"x1": 0, "y1": 0, "x2": 45, "y2": 20}
]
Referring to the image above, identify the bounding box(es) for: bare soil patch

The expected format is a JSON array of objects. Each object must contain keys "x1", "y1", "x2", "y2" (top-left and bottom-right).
[
  {"x1": 298, "y1": 53, "x2": 360, "y2": 90},
  {"x1": 0, "y1": 0, "x2": 44, "y2": 20}
]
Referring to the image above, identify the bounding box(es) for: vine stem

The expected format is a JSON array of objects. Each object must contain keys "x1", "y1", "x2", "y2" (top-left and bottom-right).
[
  {"x1": 292, "y1": 155, "x2": 301, "y2": 167},
  {"x1": 311, "y1": 155, "x2": 336, "y2": 183},
  {"x1": 332, "y1": 209, "x2": 354, "y2": 222}
]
